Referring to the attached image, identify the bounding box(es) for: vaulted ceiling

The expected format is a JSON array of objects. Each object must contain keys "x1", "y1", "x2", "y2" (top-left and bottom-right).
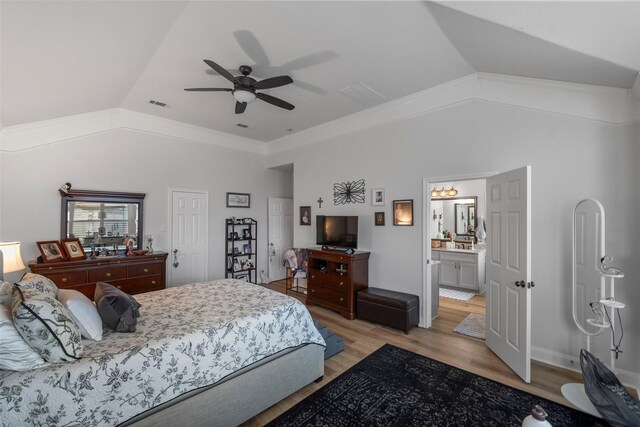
[{"x1": 2, "y1": 1, "x2": 639, "y2": 142}]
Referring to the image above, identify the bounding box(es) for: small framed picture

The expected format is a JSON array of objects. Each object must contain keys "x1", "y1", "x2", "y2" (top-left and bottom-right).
[
  {"x1": 393, "y1": 199, "x2": 414, "y2": 226},
  {"x1": 242, "y1": 228, "x2": 252, "y2": 239},
  {"x1": 243, "y1": 243, "x2": 252, "y2": 254},
  {"x1": 62, "y1": 238, "x2": 86, "y2": 260},
  {"x1": 233, "y1": 258, "x2": 242, "y2": 272},
  {"x1": 233, "y1": 247, "x2": 242, "y2": 256},
  {"x1": 300, "y1": 206, "x2": 311, "y2": 226},
  {"x1": 375, "y1": 212, "x2": 385, "y2": 226},
  {"x1": 229, "y1": 231, "x2": 239, "y2": 240},
  {"x1": 36, "y1": 240, "x2": 67, "y2": 263},
  {"x1": 371, "y1": 188, "x2": 385, "y2": 206},
  {"x1": 226, "y1": 192, "x2": 250, "y2": 208}
]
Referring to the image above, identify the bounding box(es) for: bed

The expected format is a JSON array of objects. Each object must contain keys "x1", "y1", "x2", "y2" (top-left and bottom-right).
[{"x1": 0, "y1": 279, "x2": 326, "y2": 426}]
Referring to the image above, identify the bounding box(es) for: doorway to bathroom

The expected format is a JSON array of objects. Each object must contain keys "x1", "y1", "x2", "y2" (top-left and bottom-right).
[{"x1": 426, "y1": 177, "x2": 487, "y2": 328}]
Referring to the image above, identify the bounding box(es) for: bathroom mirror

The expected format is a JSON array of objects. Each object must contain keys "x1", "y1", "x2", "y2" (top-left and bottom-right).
[
  {"x1": 61, "y1": 190, "x2": 145, "y2": 251},
  {"x1": 430, "y1": 196, "x2": 477, "y2": 238}
]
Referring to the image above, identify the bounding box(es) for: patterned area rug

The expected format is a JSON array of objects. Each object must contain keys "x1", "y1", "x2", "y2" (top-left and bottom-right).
[
  {"x1": 439, "y1": 287, "x2": 475, "y2": 301},
  {"x1": 267, "y1": 344, "x2": 605, "y2": 427},
  {"x1": 453, "y1": 313, "x2": 486, "y2": 339}
]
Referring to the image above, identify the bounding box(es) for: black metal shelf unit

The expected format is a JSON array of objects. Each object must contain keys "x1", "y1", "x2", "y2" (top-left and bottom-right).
[{"x1": 225, "y1": 218, "x2": 257, "y2": 283}]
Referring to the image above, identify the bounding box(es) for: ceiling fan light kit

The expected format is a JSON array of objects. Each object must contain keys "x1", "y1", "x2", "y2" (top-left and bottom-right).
[{"x1": 185, "y1": 60, "x2": 295, "y2": 114}]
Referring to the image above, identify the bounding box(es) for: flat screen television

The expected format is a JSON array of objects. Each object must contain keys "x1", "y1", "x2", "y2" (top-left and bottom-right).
[{"x1": 316, "y1": 215, "x2": 358, "y2": 249}]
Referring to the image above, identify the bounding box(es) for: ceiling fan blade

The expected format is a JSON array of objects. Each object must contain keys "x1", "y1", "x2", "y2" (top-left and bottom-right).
[
  {"x1": 235, "y1": 101, "x2": 247, "y2": 114},
  {"x1": 203, "y1": 59, "x2": 236, "y2": 83},
  {"x1": 254, "y1": 75, "x2": 293, "y2": 90},
  {"x1": 256, "y1": 93, "x2": 295, "y2": 110},
  {"x1": 184, "y1": 88, "x2": 232, "y2": 92},
  {"x1": 233, "y1": 30, "x2": 270, "y2": 66}
]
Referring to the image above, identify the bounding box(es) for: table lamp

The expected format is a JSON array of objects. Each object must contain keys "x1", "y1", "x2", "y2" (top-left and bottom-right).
[{"x1": 0, "y1": 241, "x2": 26, "y2": 280}]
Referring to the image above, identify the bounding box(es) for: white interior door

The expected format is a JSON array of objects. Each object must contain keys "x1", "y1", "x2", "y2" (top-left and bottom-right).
[
  {"x1": 485, "y1": 166, "x2": 532, "y2": 383},
  {"x1": 268, "y1": 198, "x2": 293, "y2": 281},
  {"x1": 169, "y1": 189, "x2": 208, "y2": 287}
]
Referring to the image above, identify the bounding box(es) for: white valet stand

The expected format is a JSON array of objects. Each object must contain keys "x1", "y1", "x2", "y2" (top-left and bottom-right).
[{"x1": 561, "y1": 199, "x2": 626, "y2": 417}]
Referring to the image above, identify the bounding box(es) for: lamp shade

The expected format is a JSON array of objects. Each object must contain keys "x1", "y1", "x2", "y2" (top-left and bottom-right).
[{"x1": 0, "y1": 241, "x2": 26, "y2": 274}]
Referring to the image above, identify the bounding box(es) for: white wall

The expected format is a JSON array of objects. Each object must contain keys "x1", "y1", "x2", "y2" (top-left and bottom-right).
[
  {"x1": 0, "y1": 128, "x2": 290, "y2": 284},
  {"x1": 268, "y1": 99, "x2": 640, "y2": 381}
]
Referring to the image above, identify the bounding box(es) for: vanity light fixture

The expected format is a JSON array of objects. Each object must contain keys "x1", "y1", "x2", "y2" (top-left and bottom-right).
[{"x1": 432, "y1": 186, "x2": 458, "y2": 198}]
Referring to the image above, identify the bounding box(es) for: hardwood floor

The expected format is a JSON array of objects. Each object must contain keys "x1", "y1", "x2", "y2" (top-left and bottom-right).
[{"x1": 242, "y1": 281, "x2": 584, "y2": 426}]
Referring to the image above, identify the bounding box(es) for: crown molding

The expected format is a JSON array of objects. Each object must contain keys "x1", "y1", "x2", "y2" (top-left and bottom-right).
[
  {"x1": 1, "y1": 73, "x2": 638, "y2": 155},
  {"x1": 266, "y1": 72, "x2": 640, "y2": 155},
  {"x1": 0, "y1": 108, "x2": 266, "y2": 154}
]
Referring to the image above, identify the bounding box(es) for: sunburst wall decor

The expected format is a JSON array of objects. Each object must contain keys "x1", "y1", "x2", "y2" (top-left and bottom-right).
[{"x1": 333, "y1": 179, "x2": 366, "y2": 205}]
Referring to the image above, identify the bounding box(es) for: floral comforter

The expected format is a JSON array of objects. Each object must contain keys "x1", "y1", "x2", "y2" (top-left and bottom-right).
[{"x1": 0, "y1": 279, "x2": 325, "y2": 426}]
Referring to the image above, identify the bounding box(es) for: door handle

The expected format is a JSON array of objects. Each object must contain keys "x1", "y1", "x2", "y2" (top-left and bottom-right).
[
  {"x1": 514, "y1": 280, "x2": 525, "y2": 288},
  {"x1": 172, "y1": 249, "x2": 179, "y2": 268},
  {"x1": 527, "y1": 281, "x2": 535, "y2": 289}
]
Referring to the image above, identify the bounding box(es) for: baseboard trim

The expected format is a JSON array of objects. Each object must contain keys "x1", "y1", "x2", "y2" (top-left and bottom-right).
[{"x1": 532, "y1": 346, "x2": 640, "y2": 393}]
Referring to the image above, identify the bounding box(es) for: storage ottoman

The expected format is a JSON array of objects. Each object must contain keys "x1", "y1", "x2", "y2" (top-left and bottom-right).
[{"x1": 357, "y1": 288, "x2": 419, "y2": 334}]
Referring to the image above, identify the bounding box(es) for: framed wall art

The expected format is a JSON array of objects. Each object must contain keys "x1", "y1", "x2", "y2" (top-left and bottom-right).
[
  {"x1": 393, "y1": 199, "x2": 414, "y2": 226},
  {"x1": 300, "y1": 206, "x2": 311, "y2": 225},
  {"x1": 371, "y1": 188, "x2": 385, "y2": 206},
  {"x1": 226, "y1": 192, "x2": 250, "y2": 208},
  {"x1": 375, "y1": 212, "x2": 385, "y2": 226}
]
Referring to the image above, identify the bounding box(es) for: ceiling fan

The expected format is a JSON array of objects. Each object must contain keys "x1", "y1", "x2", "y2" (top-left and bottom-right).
[{"x1": 185, "y1": 59, "x2": 295, "y2": 114}]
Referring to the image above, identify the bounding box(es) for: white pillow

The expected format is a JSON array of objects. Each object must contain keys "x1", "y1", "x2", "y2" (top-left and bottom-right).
[
  {"x1": 57, "y1": 289, "x2": 103, "y2": 341},
  {"x1": 0, "y1": 304, "x2": 49, "y2": 371},
  {"x1": 0, "y1": 281, "x2": 12, "y2": 307}
]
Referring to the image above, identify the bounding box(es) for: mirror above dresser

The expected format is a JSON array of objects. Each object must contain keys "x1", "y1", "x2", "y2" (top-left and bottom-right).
[{"x1": 61, "y1": 189, "x2": 145, "y2": 252}]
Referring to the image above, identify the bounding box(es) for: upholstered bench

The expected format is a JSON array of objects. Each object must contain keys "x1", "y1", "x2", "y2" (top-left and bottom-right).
[{"x1": 357, "y1": 288, "x2": 419, "y2": 334}]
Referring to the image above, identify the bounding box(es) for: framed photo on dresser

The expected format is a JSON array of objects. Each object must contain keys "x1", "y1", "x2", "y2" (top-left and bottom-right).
[
  {"x1": 36, "y1": 240, "x2": 67, "y2": 263},
  {"x1": 62, "y1": 238, "x2": 87, "y2": 260}
]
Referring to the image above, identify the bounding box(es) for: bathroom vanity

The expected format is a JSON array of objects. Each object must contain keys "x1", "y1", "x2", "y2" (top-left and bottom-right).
[{"x1": 432, "y1": 247, "x2": 486, "y2": 293}]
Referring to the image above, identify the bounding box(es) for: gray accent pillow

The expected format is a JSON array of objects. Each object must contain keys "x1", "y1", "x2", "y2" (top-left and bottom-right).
[
  {"x1": 94, "y1": 282, "x2": 141, "y2": 332},
  {"x1": 11, "y1": 284, "x2": 83, "y2": 363}
]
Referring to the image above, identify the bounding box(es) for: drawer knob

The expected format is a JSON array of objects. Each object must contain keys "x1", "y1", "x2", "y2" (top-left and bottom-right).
[
  {"x1": 340, "y1": 297, "x2": 344, "y2": 302},
  {"x1": 151, "y1": 280, "x2": 156, "y2": 285},
  {"x1": 311, "y1": 289, "x2": 316, "y2": 293},
  {"x1": 116, "y1": 285, "x2": 122, "y2": 290},
  {"x1": 48, "y1": 267, "x2": 53, "y2": 270},
  {"x1": 144, "y1": 268, "x2": 149, "y2": 273},
  {"x1": 61, "y1": 277, "x2": 68, "y2": 283},
  {"x1": 311, "y1": 275, "x2": 315, "y2": 279},
  {"x1": 339, "y1": 281, "x2": 344, "y2": 286},
  {"x1": 105, "y1": 272, "x2": 112, "y2": 278}
]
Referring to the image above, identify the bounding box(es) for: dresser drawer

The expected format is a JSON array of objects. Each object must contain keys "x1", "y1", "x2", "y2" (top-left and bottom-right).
[
  {"x1": 308, "y1": 284, "x2": 348, "y2": 309},
  {"x1": 88, "y1": 266, "x2": 128, "y2": 282},
  {"x1": 46, "y1": 271, "x2": 87, "y2": 287},
  {"x1": 115, "y1": 276, "x2": 164, "y2": 295},
  {"x1": 309, "y1": 271, "x2": 348, "y2": 290},
  {"x1": 129, "y1": 263, "x2": 162, "y2": 277}
]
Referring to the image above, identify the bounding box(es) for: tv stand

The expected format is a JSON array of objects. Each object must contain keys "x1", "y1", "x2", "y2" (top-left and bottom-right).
[
  {"x1": 321, "y1": 245, "x2": 355, "y2": 254},
  {"x1": 306, "y1": 248, "x2": 370, "y2": 320}
]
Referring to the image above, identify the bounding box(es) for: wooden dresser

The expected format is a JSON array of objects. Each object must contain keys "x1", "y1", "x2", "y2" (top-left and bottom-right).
[
  {"x1": 305, "y1": 249, "x2": 370, "y2": 320},
  {"x1": 28, "y1": 252, "x2": 168, "y2": 300}
]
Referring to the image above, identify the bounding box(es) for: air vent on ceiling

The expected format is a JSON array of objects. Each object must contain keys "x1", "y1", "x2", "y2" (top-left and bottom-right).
[
  {"x1": 338, "y1": 83, "x2": 385, "y2": 107},
  {"x1": 236, "y1": 123, "x2": 249, "y2": 128},
  {"x1": 149, "y1": 100, "x2": 167, "y2": 107}
]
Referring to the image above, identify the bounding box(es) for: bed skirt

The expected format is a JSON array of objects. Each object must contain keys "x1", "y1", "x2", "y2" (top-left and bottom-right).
[{"x1": 124, "y1": 343, "x2": 325, "y2": 427}]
